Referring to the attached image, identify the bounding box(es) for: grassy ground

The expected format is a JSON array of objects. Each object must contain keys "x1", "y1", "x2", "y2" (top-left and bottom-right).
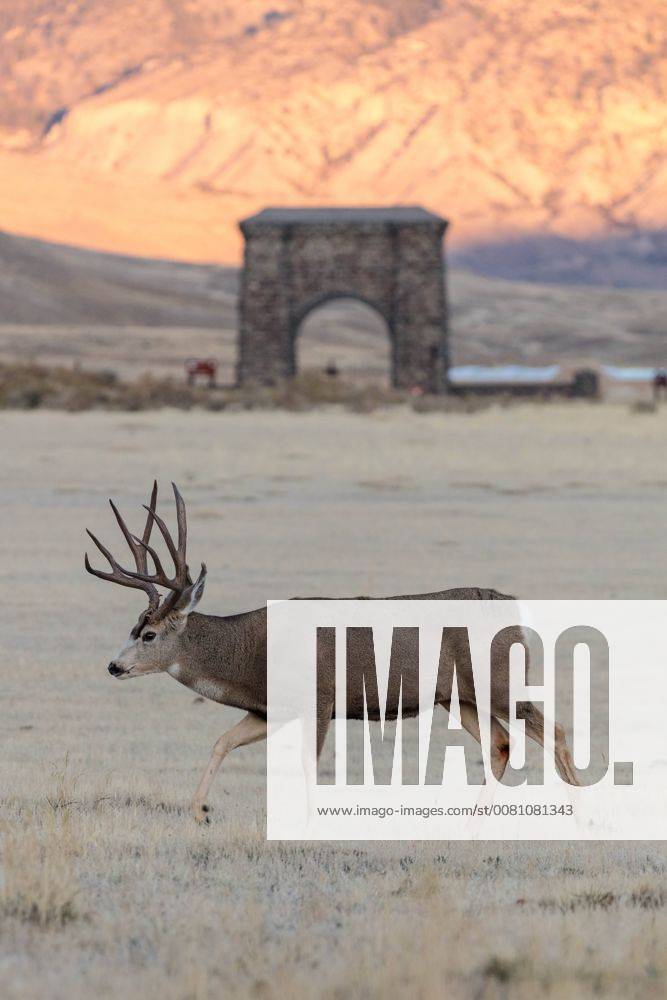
[
  {"x1": 1, "y1": 405, "x2": 665, "y2": 998},
  {"x1": 0, "y1": 363, "x2": 423, "y2": 412}
]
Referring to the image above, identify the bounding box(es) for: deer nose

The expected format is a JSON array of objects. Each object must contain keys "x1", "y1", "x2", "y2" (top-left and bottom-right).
[{"x1": 108, "y1": 662, "x2": 125, "y2": 677}]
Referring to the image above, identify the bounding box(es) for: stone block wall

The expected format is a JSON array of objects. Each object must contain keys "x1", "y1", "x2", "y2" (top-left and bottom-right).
[{"x1": 237, "y1": 208, "x2": 448, "y2": 391}]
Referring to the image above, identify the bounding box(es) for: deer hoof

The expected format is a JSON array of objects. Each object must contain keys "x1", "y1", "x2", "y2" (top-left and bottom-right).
[{"x1": 191, "y1": 803, "x2": 211, "y2": 825}]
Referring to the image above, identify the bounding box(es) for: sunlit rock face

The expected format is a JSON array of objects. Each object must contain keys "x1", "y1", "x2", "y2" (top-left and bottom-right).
[{"x1": 0, "y1": 1, "x2": 664, "y2": 262}]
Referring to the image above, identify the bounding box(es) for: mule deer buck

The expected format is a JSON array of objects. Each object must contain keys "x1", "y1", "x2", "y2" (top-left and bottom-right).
[{"x1": 85, "y1": 482, "x2": 579, "y2": 824}]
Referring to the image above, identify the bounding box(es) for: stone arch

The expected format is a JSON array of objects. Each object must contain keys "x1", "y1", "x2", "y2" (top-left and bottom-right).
[
  {"x1": 294, "y1": 292, "x2": 394, "y2": 383},
  {"x1": 237, "y1": 206, "x2": 449, "y2": 392},
  {"x1": 292, "y1": 290, "x2": 392, "y2": 333}
]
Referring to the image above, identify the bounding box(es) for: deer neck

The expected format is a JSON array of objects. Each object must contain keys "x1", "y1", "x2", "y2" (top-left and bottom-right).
[{"x1": 165, "y1": 608, "x2": 267, "y2": 715}]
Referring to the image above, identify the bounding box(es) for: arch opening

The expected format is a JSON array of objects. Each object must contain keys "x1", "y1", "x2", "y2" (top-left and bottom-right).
[{"x1": 295, "y1": 296, "x2": 392, "y2": 386}]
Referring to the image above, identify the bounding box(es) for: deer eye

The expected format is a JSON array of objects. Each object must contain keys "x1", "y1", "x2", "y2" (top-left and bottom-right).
[{"x1": 142, "y1": 631, "x2": 157, "y2": 642}]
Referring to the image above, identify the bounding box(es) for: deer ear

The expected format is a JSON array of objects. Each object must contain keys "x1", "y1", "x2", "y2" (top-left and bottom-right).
[{"x1": 171, "y1": 564, "x2": 207, "y2": 616}]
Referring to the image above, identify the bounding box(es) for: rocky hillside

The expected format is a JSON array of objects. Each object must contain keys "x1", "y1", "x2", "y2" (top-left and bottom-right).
[{"x1": 0, "y1": 1, "x2": 665, "y2": 266}]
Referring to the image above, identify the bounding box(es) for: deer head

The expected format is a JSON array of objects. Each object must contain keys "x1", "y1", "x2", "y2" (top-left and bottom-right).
[{"x1": 85, "y1": 481, "x2": 206, "y2": 679}]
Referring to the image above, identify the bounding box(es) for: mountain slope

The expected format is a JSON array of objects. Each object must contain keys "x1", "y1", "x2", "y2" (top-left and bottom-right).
[
  {"x1": 1, "y1": 232, "x2": 665, "y2": 377},
  {"x1": 0, "y1": 1, "x2": 665, "y2": 264},
  {"x1": 0, "y1": 230, "x2": 237, "y2": 325}
]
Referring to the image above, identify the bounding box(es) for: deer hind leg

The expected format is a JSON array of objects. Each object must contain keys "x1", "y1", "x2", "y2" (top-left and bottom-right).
[
  {"x1": 456, "y1": 701, "x2": 513, "y2": 782},
  {"x1": 451, "y1": 702, "x2": 513, "y2": 836},
  {"x1": 316, "y1": 698, "x2": 334, "y2": 760},
  {"x1": 515, "y1": 701, "x2": 580, "y2": 787},
  {"x1": 190, "y1": 711, "x2": 267, "y2": 824}
]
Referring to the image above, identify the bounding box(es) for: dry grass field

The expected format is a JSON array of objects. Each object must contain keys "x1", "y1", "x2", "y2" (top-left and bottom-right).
[{"x1": 1, "y1": 404, "x2": 666, "y2": 998}]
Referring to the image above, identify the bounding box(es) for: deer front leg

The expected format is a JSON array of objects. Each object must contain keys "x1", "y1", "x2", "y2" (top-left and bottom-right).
[{"x1": 191, "y1": 711, "x2": 267, "y2": 824}]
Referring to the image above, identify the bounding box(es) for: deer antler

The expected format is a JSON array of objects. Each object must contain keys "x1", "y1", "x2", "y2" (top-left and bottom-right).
[
  {"x1": 85, "y1": 482, "x2": 196, "y2": 621},
  {"x1": 85, "y1": 480, "x2": 160, "y2": 615},
  {"x1": 127, "y1": 484, "x2": 195, "y2": 616}
]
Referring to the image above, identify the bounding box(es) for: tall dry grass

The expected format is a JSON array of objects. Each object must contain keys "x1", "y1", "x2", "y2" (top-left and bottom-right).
[
  {"x1": 0, "y1": 820, "x2": 80, "y2": 929},
  {"x1": 0, "y1": 361, "x2": 496, "y2": 413},
  {"x1": 1, "y1": 758, "x2": 665, "y2": 999}
]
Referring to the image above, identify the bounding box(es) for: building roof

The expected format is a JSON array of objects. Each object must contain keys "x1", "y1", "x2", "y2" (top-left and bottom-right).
[{"x1": 240, "y1": 206, "x2": 447, "y2": 228}]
